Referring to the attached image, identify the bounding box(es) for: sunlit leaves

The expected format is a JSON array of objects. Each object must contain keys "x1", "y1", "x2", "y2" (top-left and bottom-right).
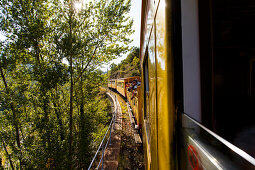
[
  {"x1": 0, "y1": 0, "x2": 133, "y2": 168},
  {"x1": 109, "y1": 47, "x2": 140, "y2": 78}
]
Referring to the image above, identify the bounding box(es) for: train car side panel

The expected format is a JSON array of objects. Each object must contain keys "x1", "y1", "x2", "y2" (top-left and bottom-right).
[
  {"x1": 126, "y1": 87, "x2": 140, "y2": 126},
  {"x1": 147, "y1": 24, "x2": 158, "y2": 170},
  {"x1": 140, "y1": 0, "x2": 158, "y2": 169},
  {"x1": 108, "y1": 80, "x2": 111, "y2": 89},
  {"x1": 155, "y1": 0, "x2": 176, "y2": 169},
  {"x1": 114, "y1": 79, "x2": 117, "y2": 89},
  {"x1": 142, "y1": 52, "x2": 153, "y2": 170},
  {"x1": 137, "y1": 86, "x2": 143, "y2": 128},
  {"x1": 127, "y1": 76, "x2": 140, "y2": 83},
  {"x1": 117, "y1": 79, "x2": 126, "y2": 97}
]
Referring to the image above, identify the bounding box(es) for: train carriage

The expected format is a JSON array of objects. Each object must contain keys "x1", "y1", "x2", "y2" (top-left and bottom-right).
[
  {"x1": 140, "y1": 0, "x2": 255, "y2": 169},
  {"x1": 114, "y1": 76, "x2": 140, "y2": 97},
  {"x1": 108, "y1": 79, "x2": 117, "y2": 90},
  {"x1": 108, "y1": 76, "x2": 142, "y2": 127},
  {"x1": 116, "y1": 78, "x2": 127, "y2": 97},
  {"x1": 126, "y1": 76, "x2": 140, "y2": 83},
  {"x1": 108, "y1": 0, "x2": 255, "y2": 167},
  {"x1": 107, "y1": 80, "x2": 112, "y2": 89},
  {"x1": 126, "y1": 86, "x2": 143, "y2": 128}
]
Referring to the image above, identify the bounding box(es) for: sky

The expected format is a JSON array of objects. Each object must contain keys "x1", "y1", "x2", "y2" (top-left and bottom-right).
[
  {"x1": 0, "y1": 34, "x2": 6, "y2": 41},
  {"x1": 100, "y1": 0, "x2": 142, "y2": 72},
  {"x1": 129, "y1": 0, "x2": 142, "y2": 49}
]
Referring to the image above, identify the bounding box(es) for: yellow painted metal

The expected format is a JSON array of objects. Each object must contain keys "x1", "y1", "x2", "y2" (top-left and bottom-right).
[
  {"x1": 126, "y1": 86, "x2": 142, "y2": 127},
  {"x1": 140, "y1": 65, "x2": 150, "y2": 170},
  {"x1": 142, "y1": 59, "x2": 153, "y2": 170},
  {"x1": 148, "y1": 24, "x2": 158, "y2": 170},
  {"x1": 141, "y1": 0, "x2": 157, "y2": 66},
  {"x1": 141, "y1": 0, "x2": 154, "y2": 168},
  {"x1": 137, "y1": 86, "x2": 143, "y2": 127},
  {"x1": 107, "y1": 79, "x2": 117, "y2": 89},
  {"x1": 156, "y1": 0, "x2": 176, "y2": 169},
  {"x1": 141, "y1": 16, "x2": 158, "y2": 170},
  {"x1": 108, "y1": 76, "x2": 142, "y2": 129},
  {"x1": 117, "y1": 79, "x2": 126, "y2": 97},
  {"x1": 127, "y1": 76, "x2": 140, "y2": 83},
  {"x1": 116, "y1": 76, "x2": 141, "y2": 97},
  {"x1": 140, "y1": 0, "x2": 177, "y2": 169},
  {"x1": 109, "y1": 76, "x2": 141, "y2": 123},
  {"x1": 112, "y1": 79, "x2": 117, "y2": 89},
  {"x1": 108, "y1": 81, "x2": 111, "y2": 88}
]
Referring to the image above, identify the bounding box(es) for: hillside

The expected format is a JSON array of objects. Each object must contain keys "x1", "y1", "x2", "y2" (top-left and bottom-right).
[{"x1": 109, "y1": 47, "x2": 140, "y2": 79}]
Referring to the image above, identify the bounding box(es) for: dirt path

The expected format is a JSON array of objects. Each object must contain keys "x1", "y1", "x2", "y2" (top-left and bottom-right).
[{"x1": 117, "y1": 95, "x2": 144, "y2": 170}]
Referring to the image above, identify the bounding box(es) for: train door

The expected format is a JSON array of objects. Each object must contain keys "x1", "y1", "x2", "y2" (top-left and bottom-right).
[{"x1": 178, "y1": 0, "x2": 255, "y2": 169}]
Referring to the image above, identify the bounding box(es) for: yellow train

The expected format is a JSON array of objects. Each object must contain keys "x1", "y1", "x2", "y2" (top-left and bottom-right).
[
  {"x1": 109, "y1": 0, "x2": 255, "y2": 169},
  {"x1": 108, "y1": 76, "x2": 142, "y2": 127}
]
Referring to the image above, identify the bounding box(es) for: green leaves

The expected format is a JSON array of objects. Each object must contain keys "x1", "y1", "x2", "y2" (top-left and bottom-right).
[
  {"x1": 109, "y1": 47, "x2": 140, "y2": 78},
  {"x1": 0, "y1": 0, "x2": 133, "y2": 168}
]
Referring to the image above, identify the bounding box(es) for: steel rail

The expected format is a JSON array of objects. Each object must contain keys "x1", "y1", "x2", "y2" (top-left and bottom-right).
[
  {"x1": 96, "y1": 116, "x2": 114, "y2": 170},
  {"x1": 87, "y1": 116, "x2": 114, "y2": 170},
  {"x1": 88, "y1": 90, "x2": 118, "y2": 170}
]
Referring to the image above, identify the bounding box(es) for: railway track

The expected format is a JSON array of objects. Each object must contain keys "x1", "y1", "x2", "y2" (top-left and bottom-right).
[{"x1": 109, "y1": 89, "x2": 144, "y2": 170}]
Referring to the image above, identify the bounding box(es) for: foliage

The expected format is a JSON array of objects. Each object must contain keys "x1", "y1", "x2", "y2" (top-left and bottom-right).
[
  {"x1": 0, "y1": 0, "x2": 133, "y2": 169},
  {"x1": 109, "y1": 47, "x2": 140, "y2": 79}
]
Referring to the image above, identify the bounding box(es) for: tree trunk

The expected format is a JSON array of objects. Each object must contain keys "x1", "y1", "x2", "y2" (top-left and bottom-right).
[
  {"x1": 2, "y1": 138, "x2": 14, "y2": 170},
  {"x1": 68, "y1": 4, "x2": 74, "y2": 168},
  {"x1": 0, "y1": 63, "x2": 22, "y2": 167},
  {"x1": 53, "y1": 100, "x2": 64, "y2": 141},
  {"x1": 79, "y1": 75, "x2": 85, "y2": 168},
  {"x1": 43, "y1": 95, "x2": 51, "y2": 154},
  {"x1": 69, "y1": 55, "x2": 73, "y2": 169}
]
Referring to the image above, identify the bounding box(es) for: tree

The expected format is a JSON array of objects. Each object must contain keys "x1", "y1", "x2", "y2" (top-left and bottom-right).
[
  {"x1": 54, "y1": 0, "x2": 133, "y2": 168},
  {"x1": 0, "y1": 0, "x2": 133, "y2": 169},
  {"x1": 0, "y1": 0, "x2": 57, "y2": 167},
  {"x1": 109, "y1": 47, "x2": 140, "y2": 79},
  {"x1": 126, "y1": 47, "x2": 139, "y2": 63}
]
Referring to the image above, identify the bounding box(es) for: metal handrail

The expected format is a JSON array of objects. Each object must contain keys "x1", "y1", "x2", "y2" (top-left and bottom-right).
[
  {"x1": 88, "y1": 91, "x2": 117, "y2": 170},
  {"x1": 96, "y1": 117, "x2": 114, "y2": 170},
  {"x1": 182, "y1": 113, "x2": 255, "y2": 166}
]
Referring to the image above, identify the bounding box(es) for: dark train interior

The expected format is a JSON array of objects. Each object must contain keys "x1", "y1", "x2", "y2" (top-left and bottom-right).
[{"x1": 199, "y1": 0, "x2": 255, "y2": 158}]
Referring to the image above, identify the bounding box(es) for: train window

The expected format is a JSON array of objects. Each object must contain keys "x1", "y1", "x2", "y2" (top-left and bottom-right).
[
  {"x1": 143, "y1": 55, "x2": 149, "y2": 119},
  {"x1": 181, "y1": 0, "x2": 255, "y2": 152},
  {"x1": 118, "y1": 82, "x2": 122, "y2": 87},
  {"x1": 143, "y1": 50, "x2": 151, "y2": 145},
  {"x1": 145, "y1": 64, "x2": 149, "y2": 92},
  {"x1": 198, "y1": 0, "x2": 255, "y2": 155},
  {"x1": 180, "y1": 0, "x2": 255, "y2": 168}
]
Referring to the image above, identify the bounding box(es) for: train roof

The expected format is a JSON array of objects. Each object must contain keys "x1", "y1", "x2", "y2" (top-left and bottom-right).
[
  {"x1": 118, "y1": 76, "x2": 140, "y2": 80},
  {"x1": 109, "y1": 76, "x2": 140, "y2": 81}
]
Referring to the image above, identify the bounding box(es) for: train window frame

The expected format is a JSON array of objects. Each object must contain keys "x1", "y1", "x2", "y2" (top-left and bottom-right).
[
  {"x1": 180, "y1": 0, "x2": 202, "y2": 122},
  {"x1": 179, "y1": 0, "x2": 255, "y2": 167},
  {"x1": 143, "y1": 50, "x2": 149, "y2": 119}
]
